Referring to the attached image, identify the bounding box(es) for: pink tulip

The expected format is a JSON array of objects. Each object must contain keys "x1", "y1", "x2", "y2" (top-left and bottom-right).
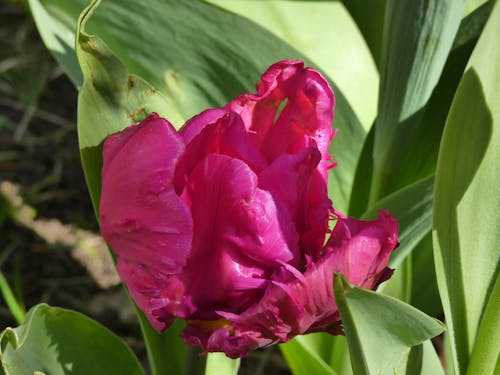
[{"x1": 100, "y1": 60, "x2": 399, "y2": 358}]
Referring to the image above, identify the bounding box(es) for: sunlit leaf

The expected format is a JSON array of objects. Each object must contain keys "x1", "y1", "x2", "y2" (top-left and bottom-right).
[
  {"x1": 208, "y1": 0, "x2": 379, "y2": 131},
  {"x1": 370, "y1": 0, "x2": 466, "y2": 202},
  {"x1": 0, "y1": 304, "x2": 144, "y2": 375},
  {"x1": 205, "y1": 353, "x2": 240, "y2": 375},
  {"x1": 433, "y1": 1, "x2": 500, "y2": 373},
  {"x1": 341, "y1": 0, "x2": 386, "y2": 68},
  {"x1": 333, "y1": 275, "x2": 445, "y2": 375}
]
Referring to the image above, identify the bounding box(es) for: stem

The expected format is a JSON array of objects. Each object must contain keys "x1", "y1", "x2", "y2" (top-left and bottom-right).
[{"x1": 184, "y1": 346, "x2": 207, "y2": 375}]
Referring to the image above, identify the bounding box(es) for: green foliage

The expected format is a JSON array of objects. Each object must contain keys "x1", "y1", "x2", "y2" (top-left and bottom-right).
[
  {"x1": 333, "y1": 274, "x2": 445, "y2": 375},
  {"x1": 20, "y1": 0, "x2": 500, "y2": 374},
  {"x1": 433, "y1": 2, "x2": 500, "y2": 373},
  {"x1": 0, "y1": 304, "x2": 144, "y2": 375}
]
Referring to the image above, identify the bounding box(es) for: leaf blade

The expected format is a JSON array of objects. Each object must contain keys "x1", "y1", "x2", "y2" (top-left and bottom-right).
[{"x1": 432, "y1": 2, "x2": 500, "y2": 373}]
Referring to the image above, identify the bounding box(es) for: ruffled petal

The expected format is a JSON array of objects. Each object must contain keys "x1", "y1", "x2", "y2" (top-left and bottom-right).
[
  {"x1": 183, "y1": 154, "x2": 299, "y2": 319},
  {"x1": 175, "y1": 112, "x2": 267, "y2": 195},
  {"x1": 117, "y1": 260, "x2": 191, "y2": 331},
  {"x1": 181, "y1": 211, "x2": 398, "y2": 357},
  {"x1": 99, "y1": 114, "x2": 194, "y2": 328},
  {"x1": 324, "y1": 210, "x2": 399, "y2": 288},
  {"x1": 226, "y1": 60, "x2": 335, "y2": 184},
  {"x1": 259, "y1": 146, "x2": 331, "y2": 256},
  {"x1": 180, "y1": 108, "x2": 228, "y2": 145}
]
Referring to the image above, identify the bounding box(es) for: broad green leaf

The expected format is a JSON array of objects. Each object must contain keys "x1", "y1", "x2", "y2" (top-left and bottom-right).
[
  {"x1": 333, "y1": 275, "x2": 445, "y2": 375},
  {"x1": 30, "y1": 0, "x2": 366, "y2": 213},
  {"x1": 370, "y1": 0, "x2": 466, "y2": 202},
  {"x1": 433, "y1": 1, "x2": 500, "y2": 373},
  {"x1": 0, "y1": 304, "x2": 144, "y2": 375},
  {"x1": 208, "y1": 0, "x2": 379, "y2": 131},
  {"x1": 280, "y1": 335, "x2": 337, "y2": 375}
]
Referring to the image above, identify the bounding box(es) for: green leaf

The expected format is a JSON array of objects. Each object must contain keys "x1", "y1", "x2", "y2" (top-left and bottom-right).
[
  {"x1": 341, "y1": 0, "x2": 387, "y2": 68},
  {"x1": 465, "y1": 274, "x2": 500, "y2": 375},
  {"x1": 0, "y1": 272, "x2": 25, "y2": 325},
  {"x1": 432, "y1": 1, "x2": 500, "y2": 373},
  {"x1": 362, "y1": 175, "x2": 434, "y2": 268},
  {"x1": 207, "y1": 0, "x2": 379, "y2": 131},
  {"x1": 351, "y1": 1, "x2": 493, "y2": 214},
  {"x1": 28, "y1": 0, "x2": 84, "y2": 87},
  {"x1": 0, "y1": 304, "x2": 144, "y2": 375},
  {"x1": 333, "y1": 274, "x2": 445, "y2": 375},
  {"x1": 280, "y1": 335, "x2": 337, "y2": 375},
  {"x1": 420, "y1": 340, "x2": 445, "y2": 375},
  {"x1": 205, "y1": 353, "x2": 240, "y2": 375},
  {"x1": 370, "y1": 0, "x2": 466, "y2": 202}
]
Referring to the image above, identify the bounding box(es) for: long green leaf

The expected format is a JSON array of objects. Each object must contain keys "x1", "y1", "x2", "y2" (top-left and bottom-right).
[
  {"x1": 432, "y1": 1, "x2": 500, "y2": 373},
  {"x1": 370, "y1": 0, "x2": 466, "y2": 202},
  {"x1": 0, "y1": 304, "x2": 144, "y2": 375},
  {"x1": 333, "y1": 274, "x2": 445, "y2": 375},
  {"x1": 350, "y1": 1, "x2": 493, "y2": 215}
]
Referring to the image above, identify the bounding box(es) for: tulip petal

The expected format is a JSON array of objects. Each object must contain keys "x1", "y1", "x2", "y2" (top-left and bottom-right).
[
  {"x1": 324, "y1": 210, "x2": 399, "y2": 288},
  {"x1": 175, "y1": 112, "x2": 267, "y2": 195},
  {"x1": 181, "y1": 211, "x2": 398, "y2": 357},
  {"x1": 259, "y1": 146, "x2": 331, "y2": 256},
  {"x1": 226, "y1": 60, "x2": 335, "y2": 183},
  {"x1": 183, "y1": 154, "x2": 299, "y2": 318},
  {"x1": 100, "y1": 113, "x2": 193, "y2": 277},
  {"x1": 180, "y1": 108, "x2": 228, "y2": 144}
]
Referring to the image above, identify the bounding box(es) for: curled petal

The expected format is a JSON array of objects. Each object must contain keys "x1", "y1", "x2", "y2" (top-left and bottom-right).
[
  {"x1": 180, "y1": 108, "x2": 228, "y2": 145},
  {"x1": 183, "y1": 154, "x2": 299, "y2": 319},
  {"x1": 324, "y1": 210, "x2": 399, "y2": 288},
  {"x1": 226, "y1": 60, "x2": 335, "y2": 184}
]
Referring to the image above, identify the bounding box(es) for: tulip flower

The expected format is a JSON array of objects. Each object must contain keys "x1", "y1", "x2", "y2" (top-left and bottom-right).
[{"x1": 99, "y1": 60, "x2": 399, "y2": 358}]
